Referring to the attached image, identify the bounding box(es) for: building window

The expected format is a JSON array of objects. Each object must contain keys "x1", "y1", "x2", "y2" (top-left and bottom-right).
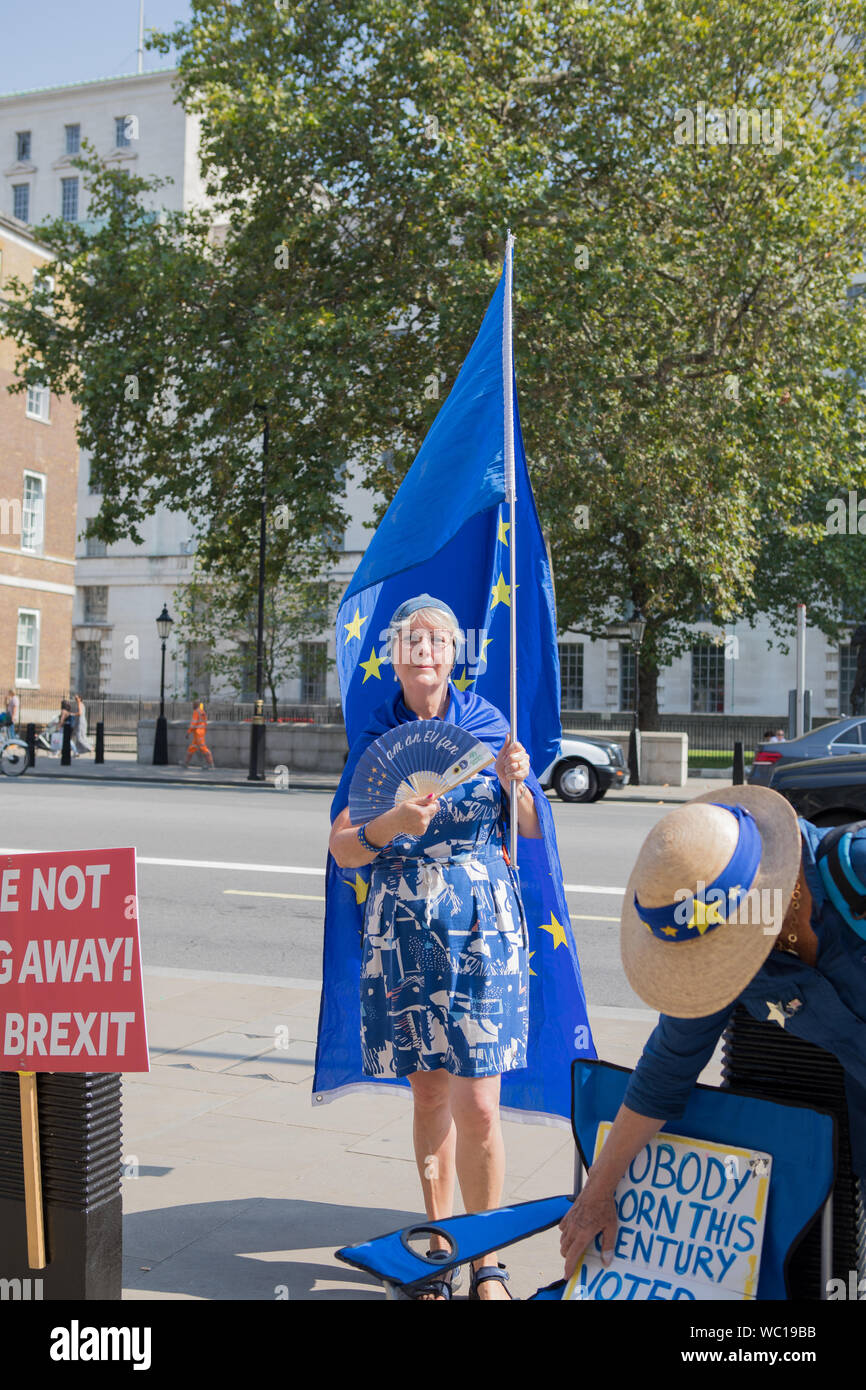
[
  {"x1": 13, "y1": 184, "x2": 30, "y2": 222},
  {"x1": 77, "y1": 640, "x2": 101, "y2": 698},
  {"x1": 840, "y1": 643, "x2": 858, "y2": 712},
  {"x1": 85, "y1": 535, "x2": 107, "y2": 557},
  {"x1": 691, "y1": 641, "x2": 725, "y2": 713},
  {"x1": 304, "y1": 580, "x2": 331, "y2": 629},
  {"x1": 619, "y1": 643, "x2": 637, "y2": 711},
  {"x1": 16, "y1": 610, "x2": 39, "y2": 684},
  {"x1": 16, "y1": 131, "x2": 31, "y2": 162},
  {"x1": 21, "y1": 472, "x2": 45, "y2": 553},
  {"x1": 238, "y1": 642, "x2": 256, "y2": 701},
  {"x1": 65, "y1": 123, "x2": 81, "y2": 155},
  {"x1": 115, "y1": 116, "x2": 132, "y2": 148},
  {"x1": 299, "y1": 641, "x2": 327, "y2": 702},
  {"x1": 88, "y1": 466, "x2": 101, "y2": 495},
  {"x1": 32, "y1": 268, "x2": 54, "y2": 315},
  {"x1": 185, "y1": 642, "x2": 211, "y2": 700},
  {"x1": 61, "y1": 176, "x2": 79, "y2": 221},
  {"x1": 558, "y1": 642, "x2": 584, "y2": 709},
  {"x1": 83, "y1": 586, "x2": 108, "y2": 622},
  {"x1": 25, "y1": 375, "x2": 50, "y2": 422}
]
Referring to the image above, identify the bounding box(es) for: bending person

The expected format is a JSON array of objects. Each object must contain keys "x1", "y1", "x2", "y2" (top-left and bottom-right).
[{"x1": 560, "y1": 785, "x2": 866, "y2": 1280}]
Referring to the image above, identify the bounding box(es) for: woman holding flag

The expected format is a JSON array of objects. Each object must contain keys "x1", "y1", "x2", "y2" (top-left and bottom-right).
[
  {"x1": 315, "y1": 237, "x2": 596, "y2": 1299},
  {"x1": 329, "y1": 594, "x2": 540, "y2": 1299}
]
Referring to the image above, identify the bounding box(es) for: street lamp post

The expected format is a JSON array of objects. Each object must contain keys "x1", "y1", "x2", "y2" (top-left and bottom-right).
[
  {"x1": 625, "y1": 610, "x2": 646, "y2": 787},
  {"x1": 248, "y1": 406, "x2": 268, "y2": 781},
  {"x1": 153, "y1": 604, "x2": 173, "y2": 765}
]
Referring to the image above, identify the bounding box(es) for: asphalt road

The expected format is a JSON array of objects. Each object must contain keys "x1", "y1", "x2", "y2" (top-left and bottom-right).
[{"x1": 0, "y1": 780, "x2": 669, "y2": 1008}]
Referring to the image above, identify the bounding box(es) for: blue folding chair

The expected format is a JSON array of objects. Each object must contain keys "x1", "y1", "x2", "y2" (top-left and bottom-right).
[{"x1": 336, "y1": 1059, "x2": 837, "y2": 1300}]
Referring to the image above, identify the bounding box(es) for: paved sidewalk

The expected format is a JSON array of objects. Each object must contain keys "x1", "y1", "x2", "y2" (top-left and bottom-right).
[
  {"x1": 26, "y1": 753, "x2": 732, "y2": 803},
  {"x1": 121, "y1": 968, "x2": 724, "y2": 1301}
]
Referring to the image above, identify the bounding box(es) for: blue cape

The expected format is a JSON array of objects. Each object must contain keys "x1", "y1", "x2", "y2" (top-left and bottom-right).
[{"x1": 313, "y1": 679, "x2": 596, "y2": 1123}]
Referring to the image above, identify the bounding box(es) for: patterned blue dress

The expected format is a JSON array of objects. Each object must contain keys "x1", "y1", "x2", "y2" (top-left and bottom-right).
[{"x1": 360, "y1": 771, "x2": 530, "y2": 1080}]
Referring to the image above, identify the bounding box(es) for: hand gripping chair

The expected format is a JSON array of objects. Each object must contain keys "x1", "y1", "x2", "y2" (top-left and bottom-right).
[{"x1": 335, "y1": 1060, "x2": 837, "y2": 1301}]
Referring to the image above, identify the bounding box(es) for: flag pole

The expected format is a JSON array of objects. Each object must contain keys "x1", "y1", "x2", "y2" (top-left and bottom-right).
[{"x1": 503, "y1": 230, "x2": 518, "y2": 870}]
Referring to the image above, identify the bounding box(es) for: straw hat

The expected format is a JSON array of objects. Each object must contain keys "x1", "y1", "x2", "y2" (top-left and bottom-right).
[{"x1": 620, "y1": 785, "x2": 803, "y2": 1018}]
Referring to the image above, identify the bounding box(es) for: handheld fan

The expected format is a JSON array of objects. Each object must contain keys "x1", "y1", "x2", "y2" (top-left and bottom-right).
[{"x1": 348, "y1": 720, "x2": 496, "y2": 825}]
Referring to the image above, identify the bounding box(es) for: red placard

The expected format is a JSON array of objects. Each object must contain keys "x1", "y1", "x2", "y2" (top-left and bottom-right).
[{"x1": 0, "y1": 847, "x2": 148, "y2": 1072}]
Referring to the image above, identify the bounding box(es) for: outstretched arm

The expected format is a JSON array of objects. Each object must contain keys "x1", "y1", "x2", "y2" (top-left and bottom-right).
[{"x1": 559, "y1": 1104, "x2": 665, "y2": 1278}]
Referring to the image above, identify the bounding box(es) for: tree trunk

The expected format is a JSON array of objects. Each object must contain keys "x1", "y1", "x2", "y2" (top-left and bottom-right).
[{"x1": 637, "y1": 640, "x2": 661, "y2": 731}]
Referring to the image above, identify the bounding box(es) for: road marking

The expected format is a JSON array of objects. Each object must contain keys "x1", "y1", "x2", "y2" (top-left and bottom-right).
[
  {"x1": 224, "y1": 889, "x2": 326, "y2": 903},
  {"x1": 223, "y1": 889, "x2": 617, "y2": 920},
  {"x1": 0, "y1": 849, "x2": 628, "y2": 896}
]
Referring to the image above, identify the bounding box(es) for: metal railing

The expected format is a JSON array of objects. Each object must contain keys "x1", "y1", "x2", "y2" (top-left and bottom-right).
[{"x1": 14, "y1": 689, "x2": 345, "y2": 734}]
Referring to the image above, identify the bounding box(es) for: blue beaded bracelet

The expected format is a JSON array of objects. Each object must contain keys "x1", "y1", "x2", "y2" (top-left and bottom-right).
[{"x1": 357, "y1": 824, "x2": 381, "y2": 854}]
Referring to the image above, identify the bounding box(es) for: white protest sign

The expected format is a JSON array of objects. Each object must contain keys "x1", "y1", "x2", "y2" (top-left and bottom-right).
[{"x1": 564, "y1": 1124, "x2": 772, "y2": 1301}]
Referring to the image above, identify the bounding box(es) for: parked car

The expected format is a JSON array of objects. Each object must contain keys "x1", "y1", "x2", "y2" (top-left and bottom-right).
[
  {"x1": 538, "y1": 735, "x2": 629, "y2": 803},
  {"x1": 769, "y1": 754, "x2": 866, "y2": 826},
  {"x1": 749, "y1": 715, "x2": 866, "y2": 786}
]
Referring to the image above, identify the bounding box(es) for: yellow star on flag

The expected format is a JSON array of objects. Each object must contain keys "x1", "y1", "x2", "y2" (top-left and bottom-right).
[
  {"x1": 686, "y1": 897, "x2": 725, "y2": 935},
  {"x1": 490, "y1": 571, "x2": 514, "y2": 609},
  {"x1": 344, "y1": 607, "x2": 368, "y2": 644},
  {"x1": 359, "y1": 647, "x2": 383, "y2": 683},
  {"x1": 528, "y1": 950, "x2": 537, "y2": 977},
  {"x1": 452, "y1": 665, "x2": 475, "y2": 692},
  {"x1": 497, "y1": 517, "x2": 511, "y2": 545},
  {"x1": 343, "y1": 873, "x2": 369, "y2": 906},
  {"x1": 766, "y1": 1001, "x2": 787, "y2": 1027},
  {"x1": 479, "y1": 636, "x2": 492, "y2": 663},
  {"x1": 538, "y1": 912, "x2": 568, "y2": 949}
]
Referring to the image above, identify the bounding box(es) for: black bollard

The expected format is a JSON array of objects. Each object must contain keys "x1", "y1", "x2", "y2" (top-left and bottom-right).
[
  {"x1": 60, "y1": 720, "x2": 72, "y2": 766},
  {"x1": 95, "y1": 722, "x2": 105, "y2": 764},
  {"x1": 627, "y1": 727, "x2": 641, "y2": 787},
  {"x1": 26, "y1": 723, "x2": 36, "y2": 767},
  {"x1": 732, "y1": 740, "x2": 745, "y2": 785},
  {"x1": 0, "y1": 1072, "x2": 123, "y2": 1299}
]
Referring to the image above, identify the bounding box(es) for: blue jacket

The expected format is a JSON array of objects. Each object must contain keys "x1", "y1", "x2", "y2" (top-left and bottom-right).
[{"x1": 624, "y1": 819, "x2": 866, "y2": 1178}]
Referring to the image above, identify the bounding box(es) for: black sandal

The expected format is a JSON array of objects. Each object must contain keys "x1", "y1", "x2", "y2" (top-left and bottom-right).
[
  {"x1": 408, "y1": 1249, "x2": 461, "y2": 1301},
  {"x1": 469, "y1": 1261, "x2": 514, "y2": 1300}
]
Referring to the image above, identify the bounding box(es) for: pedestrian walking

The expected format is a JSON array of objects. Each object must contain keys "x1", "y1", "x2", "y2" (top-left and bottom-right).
[
  {"x1": 73, "y1": 692, "x2": 92, "y2": 755},
  {"x1": 56, "y1": 698, "x2": 78, "y2": 757},
  {"x1": 185, "y1": 702, "x2": 214, "y2": 768},
  {"x1": 5, "y1": 689, "x2": 19, "y2": 734}
]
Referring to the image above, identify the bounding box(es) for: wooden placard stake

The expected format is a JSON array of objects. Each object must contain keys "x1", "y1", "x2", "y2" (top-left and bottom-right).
[{"x1": 18, "y1": 1071, "x2": 47, "y2": 1269}]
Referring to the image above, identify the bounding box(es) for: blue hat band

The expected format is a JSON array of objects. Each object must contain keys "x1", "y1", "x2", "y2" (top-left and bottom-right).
[{"x1": 634, "y1": 804, "x2": 763, "y2": 942}]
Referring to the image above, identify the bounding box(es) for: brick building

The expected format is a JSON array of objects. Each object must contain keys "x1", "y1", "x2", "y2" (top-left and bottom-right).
[{"x1": 0, "y1": 212, "x2": 77, "y2": 711}]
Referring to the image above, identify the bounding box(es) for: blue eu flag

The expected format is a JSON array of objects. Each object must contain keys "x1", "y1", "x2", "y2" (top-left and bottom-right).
[{"x1": 314, "y1": 249, "x2": 596, "y2": 1122}]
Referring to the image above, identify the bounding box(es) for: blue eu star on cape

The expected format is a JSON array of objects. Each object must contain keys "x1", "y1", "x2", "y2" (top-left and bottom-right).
[{"x1": 313, "y1": 239, "x2": 596, "y2": 1124}]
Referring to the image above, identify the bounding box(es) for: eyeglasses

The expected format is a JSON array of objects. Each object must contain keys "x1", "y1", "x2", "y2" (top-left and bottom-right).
[{"x1": 394, "y1": 628, "x2": 454, "y2": 655}]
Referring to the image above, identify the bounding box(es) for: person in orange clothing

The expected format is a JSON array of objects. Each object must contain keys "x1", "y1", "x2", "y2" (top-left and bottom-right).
[{"x1": 185, "y1": 702, "x2": 214, "y2": 768}]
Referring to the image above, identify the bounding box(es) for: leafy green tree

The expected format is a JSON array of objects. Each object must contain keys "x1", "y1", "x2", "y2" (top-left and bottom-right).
[
  {"x1": 151, "y1": 0, "x2": 866, "y2": 723},
  {"x1": 0, "y1": 145, "x2": 351, "y2": 555},
  {"x1": 173, "y1": 525, "x2": 340, "y2": 716},
  {"x1": 5, "y1": 2, "x2": 866, "y2": 725}
]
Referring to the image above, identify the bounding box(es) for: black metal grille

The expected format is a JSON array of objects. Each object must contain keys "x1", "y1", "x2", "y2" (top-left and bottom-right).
[{"x1": 721, "y1": 1006, "x2": 863, "y2": 1299}]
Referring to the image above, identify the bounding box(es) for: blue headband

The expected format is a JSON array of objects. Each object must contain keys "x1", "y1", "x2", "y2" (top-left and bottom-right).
[
  {"x1": 389, "y1": 594, "x2": 459, "y2": 629},
  {"x1": 634, "y1": 804, "x2": 763, "y2": 942}
]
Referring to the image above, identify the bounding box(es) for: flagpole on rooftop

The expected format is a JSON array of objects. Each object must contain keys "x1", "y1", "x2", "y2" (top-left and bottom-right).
[{"x1": 503, "y1": 229, "x2": 518, "y2": 870}]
